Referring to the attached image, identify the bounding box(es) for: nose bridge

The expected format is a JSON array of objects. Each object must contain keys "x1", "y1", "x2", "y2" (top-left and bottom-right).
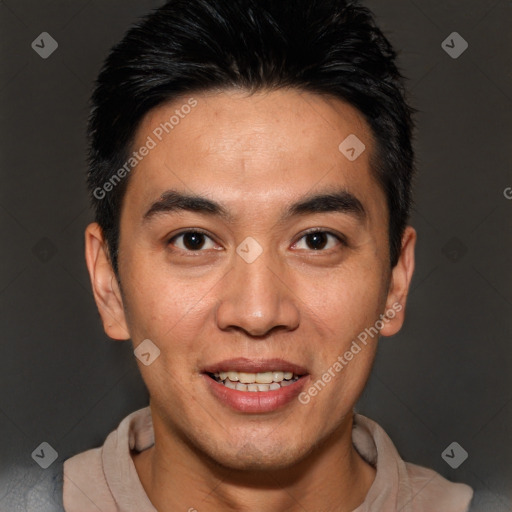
[
  {"x1": 237, "y1": 244, "x2": 278, "y2": 303},
  {"x1": 215, "y1": 236, "x2": 299, "y2": 336}
]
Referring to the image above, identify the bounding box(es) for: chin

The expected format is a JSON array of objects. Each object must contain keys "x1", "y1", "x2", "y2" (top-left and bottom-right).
[
  {"x1": 216, "y1": 451, "x2": 304, "y2": 472},
  {"x1": 204, "y1": 436, "x2": 312, "y2": 473}
]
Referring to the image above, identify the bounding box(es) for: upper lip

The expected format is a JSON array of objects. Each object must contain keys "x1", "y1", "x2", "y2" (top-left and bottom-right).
[{"x1": 202, "y1": 358, "x2": 308, "y2": 375}]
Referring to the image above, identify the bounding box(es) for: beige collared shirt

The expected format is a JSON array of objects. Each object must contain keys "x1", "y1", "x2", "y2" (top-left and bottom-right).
[{"x1": 63, "y1": 406, "x2": 473, "y2": 512}]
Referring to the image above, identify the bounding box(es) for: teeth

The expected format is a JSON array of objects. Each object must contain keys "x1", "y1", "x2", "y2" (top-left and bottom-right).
[
  {"x1": 255, "y1": 372, "x2": 273, "y2": 384},
  {"x1": 272, "y1": 371, "x2": 284, "y2": 382},
  {"x1": 238, "y1": 372, "x2": 256, "y2": 384},
  {"x1": 213, "y1": 370, "x2": 299, "y2": 384},
  {"x1": 211, "y1": 370, "x2": 302, "y2": 391}
]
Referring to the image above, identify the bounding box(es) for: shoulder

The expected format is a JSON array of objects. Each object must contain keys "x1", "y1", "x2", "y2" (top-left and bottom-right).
[
  {"x1": 63, "y1": 446, "x2": 117, "y2": 512},
  {"x1": 352, "y1": 413, "x2": 473, "y2": 512},
  {"x1": 403, "y1": 460, "x2": 473, "y2": 512},
  {"x1": 62, "y1": 407, "x2": 154, "y2": 512}
]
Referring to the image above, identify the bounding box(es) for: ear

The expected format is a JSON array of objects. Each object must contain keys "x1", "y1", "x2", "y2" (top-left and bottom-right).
[
  {"x1": 379, "y1": 225, "x2": 416, "y2": 337},
  {"x1": 84, "y1": 223, "x2": 130, "y2": 340}
]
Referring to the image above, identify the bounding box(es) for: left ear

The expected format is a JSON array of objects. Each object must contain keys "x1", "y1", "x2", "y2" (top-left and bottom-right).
[{"x1": 380, "y1": 225, "x2": 416, "y2": 337}]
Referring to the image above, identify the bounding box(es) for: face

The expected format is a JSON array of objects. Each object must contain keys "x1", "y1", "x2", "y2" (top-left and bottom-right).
[{"x1": 86, "y1": 89, "x2": 415, "y2": 471}]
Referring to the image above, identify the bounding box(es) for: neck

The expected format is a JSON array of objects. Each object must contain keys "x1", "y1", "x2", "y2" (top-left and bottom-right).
[{"x1": 132, "y1": 410, "x2": 375, "y2": 512}]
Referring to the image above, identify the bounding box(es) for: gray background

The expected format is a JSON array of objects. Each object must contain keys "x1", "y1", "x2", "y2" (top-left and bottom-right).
[{"x1": 0, "y1": 0, "x2": 511, "y2": 510}]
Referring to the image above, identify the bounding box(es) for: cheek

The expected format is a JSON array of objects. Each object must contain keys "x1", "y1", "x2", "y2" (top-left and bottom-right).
[
  {"x1": 308, "y1": 264, "x2": 387, "y2": 337},
  {"x1": 299, "y1": 263, "x2": 387, "y2": 392},
  {"x1": 299, "y1": 342, "x2": 376, "y2": 424},
  {"x1": 126, "y1": 283, "x2": 205, "y2": 341},
  {"x1": 121, "y1": 256, "x2": 219, "y2": 349}
]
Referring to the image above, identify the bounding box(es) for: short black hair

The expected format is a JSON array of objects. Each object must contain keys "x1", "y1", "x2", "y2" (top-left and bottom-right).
[{"x1": 87, "y1": 0, "x2": 416, "y2": 275}]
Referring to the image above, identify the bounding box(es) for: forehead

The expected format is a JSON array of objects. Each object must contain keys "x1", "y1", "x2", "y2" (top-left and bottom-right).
[{"x1": 124, "y1": 89, "x2": 384, "y2": 220}]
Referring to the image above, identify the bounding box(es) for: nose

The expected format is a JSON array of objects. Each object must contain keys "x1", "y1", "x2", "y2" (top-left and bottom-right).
[{"x1": 215, "y1": 244, "x2": 300, "y2": 337}]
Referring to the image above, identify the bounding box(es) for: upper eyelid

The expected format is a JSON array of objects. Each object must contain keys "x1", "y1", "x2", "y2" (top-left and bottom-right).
[
  {"x1": 293, "y1": 229, "x2": 346, "y2": 248},
  {"x1": 169, "y1": 228, "x2": 211, "y2": 240}
]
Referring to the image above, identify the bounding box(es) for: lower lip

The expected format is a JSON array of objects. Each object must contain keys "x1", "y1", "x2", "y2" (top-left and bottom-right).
[{"x1": 203, "y1": 374, "x2": 309, "y2": 413}]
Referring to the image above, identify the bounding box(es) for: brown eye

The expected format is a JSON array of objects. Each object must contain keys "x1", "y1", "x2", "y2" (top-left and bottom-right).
[
  {"x1": 305, "y1": 232, "x2": 328, "y2": 250},
  {"x1": 168, "y1": 231, "x2": 217, "y2": 251},
  {"x1": 293, "y1": 230, "x2": 345, "y2": 251}
]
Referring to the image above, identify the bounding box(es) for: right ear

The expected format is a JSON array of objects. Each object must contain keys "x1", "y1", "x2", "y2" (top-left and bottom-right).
[{"x1": 84, "y1": 223, "x2": 130, "y2": 340}]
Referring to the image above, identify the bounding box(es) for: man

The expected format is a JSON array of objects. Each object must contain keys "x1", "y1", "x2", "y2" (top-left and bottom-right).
[{"x1": 63, "y1": 0, "x2": 474, "y2": 510}]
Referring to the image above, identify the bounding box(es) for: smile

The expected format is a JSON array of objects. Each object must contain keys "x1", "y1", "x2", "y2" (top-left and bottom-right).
[
  {"x1": 209, "y1": 371, "x2": 301, "y2": 392},
  {"x1": 202, "y1": 359, "x2": 309, "y2": 412}
]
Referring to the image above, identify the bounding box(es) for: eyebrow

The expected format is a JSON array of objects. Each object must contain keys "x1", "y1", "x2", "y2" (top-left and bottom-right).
[{"x1": 142, "y1": 187, "x2": 367, "y2": 224}]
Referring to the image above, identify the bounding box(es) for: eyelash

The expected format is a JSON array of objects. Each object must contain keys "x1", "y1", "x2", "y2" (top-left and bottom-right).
[{"x1": 167, "y1": 228, "x2": 347, "y2": 253}]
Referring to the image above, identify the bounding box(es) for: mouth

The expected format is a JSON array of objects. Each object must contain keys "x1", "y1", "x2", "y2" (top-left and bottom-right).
[{"x1": 201, "y1": 358, "x2": 309, "y2": 413}]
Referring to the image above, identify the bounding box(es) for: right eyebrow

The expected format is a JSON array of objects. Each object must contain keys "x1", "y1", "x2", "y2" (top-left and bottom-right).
[{"x1": 143, "y1": 190, "x2": 234, "y2": 223}]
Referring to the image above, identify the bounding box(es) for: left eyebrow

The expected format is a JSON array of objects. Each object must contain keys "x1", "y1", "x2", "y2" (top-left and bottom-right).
[
  {"x1": 282, "y1": 187, "x2": 367, "y2": 223},
  {"x1": 142, "y1": 187, "x2": 367, "y2": 224}
]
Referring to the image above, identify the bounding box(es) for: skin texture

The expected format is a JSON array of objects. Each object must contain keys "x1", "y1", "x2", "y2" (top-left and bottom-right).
[{"x1": 85, "y1": 88, "x2": 416, "y2": 512}]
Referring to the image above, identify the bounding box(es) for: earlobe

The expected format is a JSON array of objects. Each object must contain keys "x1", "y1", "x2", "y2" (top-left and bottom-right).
[
  {"x1": 84, "y1": 223, "x2": 130, "y2": 340},
  {"x1": 379, "y1": 225, "x2": 417, "y2": 337}
]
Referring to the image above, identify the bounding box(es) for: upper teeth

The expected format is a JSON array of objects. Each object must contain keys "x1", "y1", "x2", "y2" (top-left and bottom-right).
[{"x1": 215, "y1": 371, "x2": 296, "y2": 384}]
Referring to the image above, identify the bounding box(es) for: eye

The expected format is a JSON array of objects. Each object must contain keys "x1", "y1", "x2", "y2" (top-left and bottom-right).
[
  {"x1": 293, "y1": 230, "x2": 345, "y2": 251},
  {"x1": 168, "y1": 230, "x2": 218, "y2": 251}
]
